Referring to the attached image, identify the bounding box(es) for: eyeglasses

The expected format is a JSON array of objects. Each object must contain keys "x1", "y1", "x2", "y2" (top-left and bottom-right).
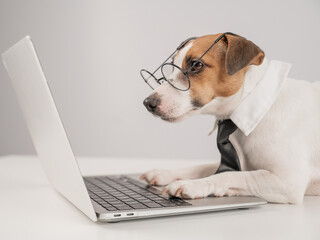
[{"x1": 140, "y1": 32, "x2": 236, "y2": 91}]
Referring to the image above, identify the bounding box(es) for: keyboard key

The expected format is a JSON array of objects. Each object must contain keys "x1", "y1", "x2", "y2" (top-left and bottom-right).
[
  {"x1": 169, "y1": 197, "x2": 184, "y2": 202},
  {"x1": 104, "y1": 196, "x2": 118, "y2": 200},
  {"x1": 168, "y1": 198, "x2": 192, "y2": 206},
  {"x1": 127, "y1": 180, "x2": 146, "y2": 187},
  {"x1": 157, "y1": 201, "x2": 178, "y2": 207},
  {"x1": 121, "y1": 189, "x2": 133, "y2": 193},
  {"x1": 133, "y1": 197, "x2": 149, "y2": 201},
  {"x1": 118, "y1": 196, "x2": 131, "y2": 200},
  {"x1": 138, "y1": 198, "x2": 153, "y2": 203},
  {"x1": 124, "y1": 191, "x2": 136, "y2": 195},
  {"x1": 100, "y1": 195, "x2": 113, "y2": 199},
  {"x1": 113, "y1": 194, "x2": 126, "y2": 198},
  {"x1": 148, "y1": 196, "x2": 165, "y2": 200},
  {"x1": 108, "y1": 190, "x2": 119, "y2": 194},
  {"x1": 111, "y1": 202, "x2": 128, "y2": 206},
  {"x1": 101, "y1": 203, "x2": 113, "y2": 208},
  {"x1": 145, "y1": 193, "x2": 157, "y2": 197},
  {"x1": 92, "y1": 190, "x2": 105, "y2": 194},
  {"x1": 155, "y1": 199, "x2": 172, "y2": 204},
  {"x1": 143, "y1": 202, "x2": 163, "y2": 208},
  {"x1": 121, "y1": 199, "x2": 136, "y2": 203},
  {"x1": 135, "y1": 190, "x2": 150, "y2": 194},
  {"x1": 107, "y1": 200, "x2": 122, "y2": 204},
  {"x1": 116, "y1": 205, "x2": 133, "y2": 210},
  {"x1": 125, "y1": 200, "x2": 140, "y2": 204},
  {"x1": 106, "y1": 207, "x2": 117, "y2": 211},
  {"x1": 99, "y1": 192, "x2": 111, "y2": 196},
  {"x1": 101, "y1": 196, "x2": 116, "y2": 200},
  {"x1": 129, "y1": 203, "x2": 149, "y2": 209},
  {"x1": 130, "y1": 194, "x2": 143, "y2": 198}
]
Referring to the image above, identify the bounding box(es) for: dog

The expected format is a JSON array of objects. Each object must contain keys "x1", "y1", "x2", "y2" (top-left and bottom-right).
[{"x1": 139, "y1": 33, "x2": 320, "y2": 204}]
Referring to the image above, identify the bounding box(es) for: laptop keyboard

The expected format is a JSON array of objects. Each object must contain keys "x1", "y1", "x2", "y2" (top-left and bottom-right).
[{"x1": 84, "y1": 175, "x2": 192, "y2": 211}]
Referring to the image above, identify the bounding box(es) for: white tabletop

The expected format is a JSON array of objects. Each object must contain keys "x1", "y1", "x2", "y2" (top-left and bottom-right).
[{"x1": 0, "y1": 155, "x2": 319, "y2": 240}]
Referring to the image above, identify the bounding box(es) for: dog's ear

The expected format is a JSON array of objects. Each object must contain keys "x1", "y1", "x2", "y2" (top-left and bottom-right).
[{"x1": 223, "y1": 34, "x2": 265, "y2": 75}]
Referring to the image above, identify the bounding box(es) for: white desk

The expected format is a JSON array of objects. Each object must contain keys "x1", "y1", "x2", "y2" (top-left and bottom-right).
[{"x1": 0, "y1": 155, "x2": 319, "y2": 240}]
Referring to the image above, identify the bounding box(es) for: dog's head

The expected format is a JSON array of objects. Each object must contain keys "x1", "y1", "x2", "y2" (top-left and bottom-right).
[{"x1": 143, "y1": 33, "x2": 265, "y2": 122}]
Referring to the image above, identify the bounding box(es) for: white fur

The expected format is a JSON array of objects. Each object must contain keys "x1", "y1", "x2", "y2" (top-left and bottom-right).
[
  {"x1": 153, "y1": 42, "x2": 197, "y2": 122},
  {"x1": 141, "y1": 58, "x2": 320, "y2": 204}
]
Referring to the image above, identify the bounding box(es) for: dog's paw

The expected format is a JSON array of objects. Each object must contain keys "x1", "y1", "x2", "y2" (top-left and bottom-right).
[
  {"x1": 162, "y1": 179, "x2": 212, "y2": 199},
  {"x1": 139, "y1": 169, "x2": 180, "y2": 186}
]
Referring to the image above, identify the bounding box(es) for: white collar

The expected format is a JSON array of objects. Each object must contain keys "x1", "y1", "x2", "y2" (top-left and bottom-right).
[{"x1": 200, "y1": 59, "x2": 292, "y2": 136}]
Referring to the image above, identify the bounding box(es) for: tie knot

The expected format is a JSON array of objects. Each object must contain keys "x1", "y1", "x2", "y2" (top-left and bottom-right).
[{"x1": 217, "y1": 119, "x2": 238, "y2": 144}]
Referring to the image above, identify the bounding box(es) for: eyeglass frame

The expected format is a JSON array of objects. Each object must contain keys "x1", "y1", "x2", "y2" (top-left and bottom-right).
[{"x1": 140, "y1": 32, "x2": 237, "y2": 91}]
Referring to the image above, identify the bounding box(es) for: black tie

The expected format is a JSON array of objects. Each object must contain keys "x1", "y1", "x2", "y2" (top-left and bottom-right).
[{"x1": 216, "y1": 119, "x2": 241, "y2": 173}]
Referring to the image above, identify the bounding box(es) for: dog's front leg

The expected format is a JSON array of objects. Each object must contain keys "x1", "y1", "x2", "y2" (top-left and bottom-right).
[
  {"x1": 163, "y1": 170, "x2": 307, "y2": 204},
  {"x1": 139, "y1": 163, "x2": 220, "y2": 186}
]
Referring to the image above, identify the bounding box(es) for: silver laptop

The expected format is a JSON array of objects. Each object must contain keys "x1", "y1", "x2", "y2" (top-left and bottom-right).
[{"x1": 1, "y1": 36, "x2": 267, "y2": 223}]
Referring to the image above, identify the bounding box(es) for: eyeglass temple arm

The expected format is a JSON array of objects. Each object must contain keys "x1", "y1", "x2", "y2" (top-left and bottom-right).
[{"x1": 197, "y1": 32, "x2": 236, "y2": 62}]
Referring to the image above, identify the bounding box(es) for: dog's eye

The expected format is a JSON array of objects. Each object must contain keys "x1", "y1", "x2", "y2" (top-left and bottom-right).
[{"x1": 191, "y1": 61, "x2": 204, "y2": 72}]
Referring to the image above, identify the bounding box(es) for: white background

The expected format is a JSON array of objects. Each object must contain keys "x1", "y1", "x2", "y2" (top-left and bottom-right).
[{"x1": 0, "y1": 0, "x2": 319, "y2": 160}]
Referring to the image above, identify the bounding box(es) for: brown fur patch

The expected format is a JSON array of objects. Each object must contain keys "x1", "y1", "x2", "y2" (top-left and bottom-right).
[{"x1": 224, "y1": 34, "x2": 265, "y2": 75}]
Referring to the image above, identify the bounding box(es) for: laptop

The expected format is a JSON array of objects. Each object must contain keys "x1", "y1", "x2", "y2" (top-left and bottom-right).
[{"x1": 1, "y1": 36, "x2": 267, "y2": 223}]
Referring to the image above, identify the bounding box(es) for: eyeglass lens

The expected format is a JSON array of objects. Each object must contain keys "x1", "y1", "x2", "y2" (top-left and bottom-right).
[{"x1": 161, "y1": 63, "x2": 190, "y2": 91}]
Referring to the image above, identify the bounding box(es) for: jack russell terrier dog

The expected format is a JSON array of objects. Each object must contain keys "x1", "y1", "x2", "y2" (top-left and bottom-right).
[{"x1": 139, "y1": 32, "x2": 320, "y2": 204}]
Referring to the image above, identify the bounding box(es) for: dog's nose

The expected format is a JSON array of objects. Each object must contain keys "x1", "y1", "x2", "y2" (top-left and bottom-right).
[{"x1": 143, "y1": 95, "x2": 159, "y2": 112}]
